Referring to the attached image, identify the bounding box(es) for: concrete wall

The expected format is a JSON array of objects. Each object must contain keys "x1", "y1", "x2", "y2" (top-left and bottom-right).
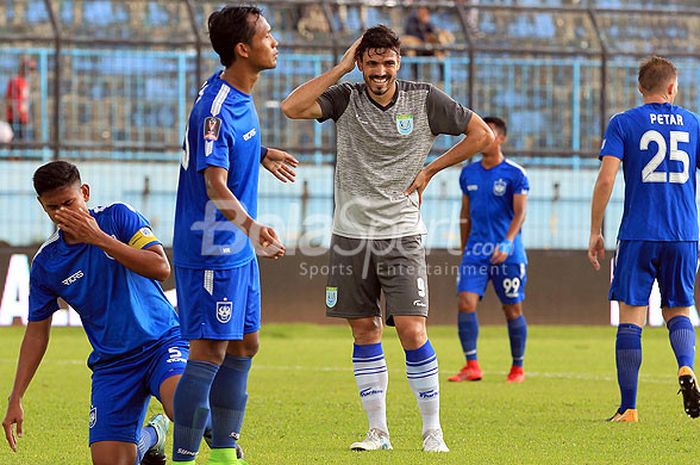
[{"x1": 1, "y1": 247, "x2": 623, "y2": 326}]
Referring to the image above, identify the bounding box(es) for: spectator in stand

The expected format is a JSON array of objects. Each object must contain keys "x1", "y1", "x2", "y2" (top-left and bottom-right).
[{"x1": 5, "y1": 58, "x2": 35, "y2": 141}]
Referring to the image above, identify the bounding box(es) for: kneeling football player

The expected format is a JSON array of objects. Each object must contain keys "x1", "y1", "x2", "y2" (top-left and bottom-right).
[{"x1": 3, "y1": 161, "x2": 186, "y2": 465}]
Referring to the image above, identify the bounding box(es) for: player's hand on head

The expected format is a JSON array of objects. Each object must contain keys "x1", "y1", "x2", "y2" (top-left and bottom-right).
[
  {"x1": 339, "y1": 37, "x2": 362, "y2": 74},
  {"x1": 262, "y1": 148, "x2": 299, "y2": 183},
  {"x1": 2, "y1": 399, "x2": 23, "y2": 452},
  {"x1": 587, "y1": 233, "x2": 605, "y2": 271},
  {"x1": 54, "y1": 207, "x2": 106, "y2": 245}
]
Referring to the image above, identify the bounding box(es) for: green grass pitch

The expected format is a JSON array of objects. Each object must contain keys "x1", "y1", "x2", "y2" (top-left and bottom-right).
[{"x1": 1, "y1": 324, "x2": 699, "y2": 464}]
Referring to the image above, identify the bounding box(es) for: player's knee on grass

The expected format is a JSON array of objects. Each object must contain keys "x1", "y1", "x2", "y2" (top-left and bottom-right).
[
  {"x1": 393, "y1": 316, "x2": 428, "y2": 350},
  {"x1": 91, "y1": 441, "x2": 136, "y2": 465},
  {"x1": 503, "y1": 303, "x2": 522, "y2": 320},
  {"x1": 349, "y1": 316, "x2": 383, "y2": 344},
  {"x1": 458, "y1": 292, "x2": 479, "y2": 313}
]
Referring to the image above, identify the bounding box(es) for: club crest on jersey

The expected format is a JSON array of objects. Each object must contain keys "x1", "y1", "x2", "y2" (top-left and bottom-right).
[
  {"x1": 203, "y1": 117, "x2": 222, "y2": 141},
  {"x1": 326, "y1": 286, "x2": 338, "y2": 308},
  {"x1": 493, "y1": 178, "x2": 507, "y2": 196},
  {"x1": 216, "y1": 298, "x2": 233, "y2": 324},
  {"x1": 396, "y1": 114, "x2": 414, "y2": 135},
  {"x1": 89, "y1": 405, "x2": 97, "y2": 429}
]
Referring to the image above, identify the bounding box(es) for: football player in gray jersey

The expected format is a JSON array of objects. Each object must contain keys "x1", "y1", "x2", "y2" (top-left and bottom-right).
[{"x1": 282, "y1": 25, "x2": 493, "y2": 453}]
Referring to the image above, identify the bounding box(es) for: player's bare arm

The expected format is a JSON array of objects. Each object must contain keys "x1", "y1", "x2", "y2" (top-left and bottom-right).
[
  {"x1": 280, "y1": 37, "x2": 361, "y2": 120},
  {"x1": 588, "y1": 156, "x2": 621, "y2": 270},
  {"x1": 262, "y1": 147, "x2": 299, "y2": 183},
  {"x1": 54, "y1": 207, "x2": 171, "y2": 281},
  {"x1": 3, "y1": 318, "x2": 52, "y2": 452},
  {"x1": 405, "y1": 114, "x2": 494, "y2": 202},
  {"x1": 203, "y1": 166, "x2": 285, "y2": 259},
  {"x1": 491, "y1": 194, "x2": 527, "y2": 265},
  {"x1": 459, "y1": 194, "x2": 471, "y2": 253}
]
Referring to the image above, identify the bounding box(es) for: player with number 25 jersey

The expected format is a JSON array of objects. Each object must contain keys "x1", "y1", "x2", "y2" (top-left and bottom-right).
[{"x1": 589, "y1": 56, "x2": 700, "y2": 423}]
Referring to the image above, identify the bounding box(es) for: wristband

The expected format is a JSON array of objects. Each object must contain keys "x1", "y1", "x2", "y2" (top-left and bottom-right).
[{"x1": 260, "y1": 146, "x2": 268, "y2": 161}]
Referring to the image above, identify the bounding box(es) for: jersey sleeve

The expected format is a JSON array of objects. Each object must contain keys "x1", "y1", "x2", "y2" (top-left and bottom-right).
[
  {"x1": 426, "y1": 85, "x2": 473, "y2": 136},
  {"x1": 316, "y1": 83, "x2": 352, "y2": 122},
  {"x1": 514, "y1": 170, "x2": 530, "y2": 195},
  {"x1": 693, "y1": 112, "x2": 700, "y2": 169},
  {"x1": 459, "y1": 167, "x2": 470, "y2": 196},
  {"x1": 196, "y1": 114, "x2": 234, "y2": 172},
  {"x1": 600, "y1": 114, "x2": 625, "y2": 160},
  {"x1": 28, "y1": 263, "x2": 59, "y2": 322},
  {"x1": 109, "y1": 203, "x2": 162, "y2": 250}
]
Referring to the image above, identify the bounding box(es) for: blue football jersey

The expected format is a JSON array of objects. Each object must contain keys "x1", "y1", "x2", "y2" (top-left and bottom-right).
[
  {"x1": 174, "y1": 72, "x2": 261, "y2": 269},
  {"x1": 601, "y1": 103, "x2": 700, "y2": 241},
  {"x1": 459, "y1": 159, "x2": 529, "y2": 265},
  {"x1": 28, "y1": 203, "x2": 180, "y2": 368}
]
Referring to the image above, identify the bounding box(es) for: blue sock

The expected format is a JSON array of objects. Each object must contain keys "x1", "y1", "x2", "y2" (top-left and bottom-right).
[
  {"x1": 507, "y1": 315, "x2": 527, "y2": 368},
  {"x1": 668, "y1": 315, "x2": 695, "y2": 369},
  {"x1": 172, "y1": 360, "x2": 220, "y2": 462},
  {"x1": 616, "y1": 323, "x2": 642, "y2": 412},
  {"x1": 134, "y1": 425, "x2": 158, "y2": 465},
  {"x1": 458, "y1": 312, "x2": 479, "y2": 362},
  {"x1": 209, "y1": 355, "x2": 252, "y2": 449}
]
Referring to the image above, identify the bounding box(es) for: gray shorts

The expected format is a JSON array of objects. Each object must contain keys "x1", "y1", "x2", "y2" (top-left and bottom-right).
[{"x1": 325, "y1": 234, "x2": 429, "y2": 325}]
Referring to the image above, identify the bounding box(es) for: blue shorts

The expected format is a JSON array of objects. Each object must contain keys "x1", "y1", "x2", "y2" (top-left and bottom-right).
[
  {"x1": 610, "y1": 240, "x2": 698, "y2": 308},
  {"x1": 457, "y1": 262, "x2": 527, "y2": 304},
  {"x1": 89, "y1": 330, "x2": 188, "y2": 445},
  {"x1": 175, "y1": 258, "x2": 261, "y2": 340}
]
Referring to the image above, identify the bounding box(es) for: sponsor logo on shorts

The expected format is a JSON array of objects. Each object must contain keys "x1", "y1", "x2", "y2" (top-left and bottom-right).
[
  {"x1": 177, "y1": 448, "x2": 197, "y2": 457},
  {"x1": 325, "y1": 286, "x2": 338, "y2": 308},
  {"x1": 412, "y1": 299, "x2": 427, "y2": 308},
  {"x1": 419, "y1": 389, "x2": 439, "y2": 399},
  {"x1": 167, "y1": 347, "x2": 187, "y2": 364},
  {"x1": 89, "y1": 405, "x2": 97, "y2": 429},
  {"x1": 359, "y1": 387, "x2": 384, "y2": 397},
  {"x1": 493, "y1": 178, "x2": 507, "y2": 196},
  {"x1": 216, "y1": 298, "x2": 233, "y2": 324},
  {"x1": 231, "y1": 431, "x2": 241, "y2": 441}
]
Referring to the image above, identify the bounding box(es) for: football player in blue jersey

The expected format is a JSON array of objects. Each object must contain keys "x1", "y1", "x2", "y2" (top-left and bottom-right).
[
  {"x1": 589, "y1": 56, "x2": 700, "y2": 422},
  {"x1": 448, "y1": 117, "x2": 529, "y2": 384},
  {"x1": 171, "y1": 6, "x2": 297, "y2": 465},
  {"x1": 2, "y1": 161, "x2": 188, "y2": 465}
]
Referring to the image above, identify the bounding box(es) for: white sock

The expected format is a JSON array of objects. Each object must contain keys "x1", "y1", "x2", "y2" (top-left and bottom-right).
[
  {"x1": 405, "y1": 340, "x2": 441, "y2": 435},
  {"x1": 352, "y1": 343, "x2": 389, "y2": 434}
]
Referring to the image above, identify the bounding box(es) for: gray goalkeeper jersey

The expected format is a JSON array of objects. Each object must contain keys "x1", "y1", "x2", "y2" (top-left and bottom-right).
[{"x1": 317, "y1": 80, "x2": 472, "y2": 239}]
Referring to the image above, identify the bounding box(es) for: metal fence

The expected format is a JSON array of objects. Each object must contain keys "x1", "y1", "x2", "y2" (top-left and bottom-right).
[
  {"x1": 3, "y1": 0, "x2": 700, "y2": 161},
  {"x1": 2, "y1": 0, "x2": 700, "y2": 248}
]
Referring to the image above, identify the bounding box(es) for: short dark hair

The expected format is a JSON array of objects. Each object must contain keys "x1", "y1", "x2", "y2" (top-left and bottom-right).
[
  {"x1": 33, "y1": 161, "x2": 81, "y2": 196},
  {"x1": 638, "y1": 56, "x2": 677, "y2": 94},
  {"x1": 484, "y1": 116, "x2": 507, "y2": 136},
  {"x1": 208, "y1": 5, "x2": 262, "y2": 68},
  {"x1": 356, "y1": 25, "x2": 401, "y2": 61}
]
